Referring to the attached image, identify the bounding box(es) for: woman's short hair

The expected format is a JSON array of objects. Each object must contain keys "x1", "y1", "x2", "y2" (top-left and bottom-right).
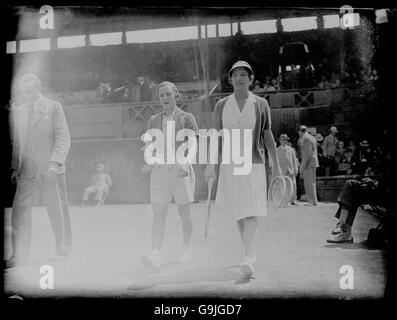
[{"x1": 157, "y1": 81, "x2": 180, "y2": 100}]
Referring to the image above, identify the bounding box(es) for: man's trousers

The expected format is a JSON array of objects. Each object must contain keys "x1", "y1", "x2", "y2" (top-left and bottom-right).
[
  {"x1": 302, "y1": 167, "x2": 318, "y2": 205},
  {"x1": 11, "y1": 173, "x2": 72, "y2": 260}
]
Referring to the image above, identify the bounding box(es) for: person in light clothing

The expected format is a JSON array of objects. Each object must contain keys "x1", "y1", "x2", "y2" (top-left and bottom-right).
[
  {"x1": 277, "y1": 134, "x2": 299, "y2": 205},
  {"x1": 204, "y1": 61, "x2": 282, "y2": 278},
  {"x1": 82, "y1": 163, "x2": 112, "y2": 207},
  {"x1": 299, "y1": 125, "x2": 319, "y2": 206},
  {"x1": 140, "y1": 81, "x2": 198, "y2": 270},
  {"x1": 323, "y1": 126, "x2": 338, "y2": 176},
  {"x1": 6, "y1": 73, "x2": 72, "y2": 268}
]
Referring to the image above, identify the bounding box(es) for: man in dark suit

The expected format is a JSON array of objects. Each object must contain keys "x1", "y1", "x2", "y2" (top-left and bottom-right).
[
  {"x1": 6, "y1": 73, "x2": 72, "y2": 268},
  {"x1": 299, "y1": 125, "x2": 319, "y2": 206}
]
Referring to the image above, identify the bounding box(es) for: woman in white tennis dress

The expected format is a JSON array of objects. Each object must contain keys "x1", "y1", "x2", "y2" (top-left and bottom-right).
[{"x1": 204, "y1": 61, "x2": 282, "y2": 278}]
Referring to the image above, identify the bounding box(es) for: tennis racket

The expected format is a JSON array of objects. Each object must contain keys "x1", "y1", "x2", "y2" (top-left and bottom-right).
[
  {"x1": 267, "y1": 175, "x2": 287, "y2": 212},
  {"x1": 204, "y1": 176, "x2": 214, "y2": 238}
]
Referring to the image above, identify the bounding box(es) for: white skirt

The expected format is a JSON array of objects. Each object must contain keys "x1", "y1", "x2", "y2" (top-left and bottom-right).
[{"x1": 215, "y1": 163, "x2": 268, "y2": 221}]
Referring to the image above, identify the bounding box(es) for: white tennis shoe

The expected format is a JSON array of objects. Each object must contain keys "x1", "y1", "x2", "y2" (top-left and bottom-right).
[
  {"x1": 140, "y1": 250, "x2": 161, "y2": 270},
  {"x1": 240, "y1": 255, "x2": 256, "y2": 277}
]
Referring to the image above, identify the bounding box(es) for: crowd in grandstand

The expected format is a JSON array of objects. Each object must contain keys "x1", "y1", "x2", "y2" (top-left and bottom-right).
[{"x1": 291, "y1": 126, "x2": 384, "y2": 178}]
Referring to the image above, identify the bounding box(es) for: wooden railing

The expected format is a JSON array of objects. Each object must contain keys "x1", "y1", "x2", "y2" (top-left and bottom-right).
[{"x1": 63, "y1": 82, "x2": 378, "y2": 141}]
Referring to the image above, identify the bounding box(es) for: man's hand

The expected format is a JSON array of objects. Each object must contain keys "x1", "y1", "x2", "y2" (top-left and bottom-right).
[{"x1": 48, "y1": 161, "x2": 60, "y2": 177}]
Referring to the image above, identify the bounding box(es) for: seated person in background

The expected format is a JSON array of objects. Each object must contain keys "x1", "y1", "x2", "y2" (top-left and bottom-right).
[
  {"x1": 82, "y1": 163, "x2": 112, "y2": 207},
  {"x1": 358, "y1": 140, "x2": 372, "y2": 162},
  {"x1": 326, "y1": 176, "x2": 387, "y2": 243},
  {"x1": 317, "y1": 75, "x2": 330, "y2": 88},
  {"x1": 252, "y1": 80, "x2": 263, "y2": 93},
  {"x1": 327, "y1": 135, "x2": 392, "y2": 244},
  {"x1": 263, "y1": 77, "x2": 276, "y2": 92},
  {"x1": 271, "y1": 78, "x2": 280, "y2": 91},
  {"x1": 337, "y1": 149, "x2": 357, "y2": 175}
]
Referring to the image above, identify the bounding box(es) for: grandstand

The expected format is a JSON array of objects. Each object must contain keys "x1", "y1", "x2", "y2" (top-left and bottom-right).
[{"x1": 5, "y1": 6, "x2": 386, "y2": 204}]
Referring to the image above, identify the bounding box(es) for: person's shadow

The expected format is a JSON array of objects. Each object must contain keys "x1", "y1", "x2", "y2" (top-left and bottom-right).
[
  {"x1": 127, "y1": 264, "x2": 252, "y2": 291},
  {"x1": 323, "y1": 240, "x2": 386, "y2": 250}
]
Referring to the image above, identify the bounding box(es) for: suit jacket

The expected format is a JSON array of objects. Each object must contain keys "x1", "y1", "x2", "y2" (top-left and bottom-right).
[
  {"x1": 301, "y1": 132, "x2": 319, "y2": 169},
  {"x1": 11, "y1": 95, "x2": 71, "y2": 177},
  {"x1": 147, "y1": 106, "x2": 198, "y2": 144},
  {"x1": 277, "y1": 145, "x2": 299, "y2": 175},
  {"x1": 323, "y1": 134, "x2": 338, "y2": 157}
]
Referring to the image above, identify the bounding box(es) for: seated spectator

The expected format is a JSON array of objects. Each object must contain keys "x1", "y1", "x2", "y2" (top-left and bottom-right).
[
  {"x1": 370, "y1": 69, "x2": 379, "y2": 82},
  {"x1": 252, "y1": 80, "x2": 263, "y2": 93},
  {"x1": 335, "y1": 140, "x2": 346, "y2": 167},
  {"x1": 346, "y1": 140, "x2": 357, "y2": 157},
  {"x1": 317, "y1": 75, "x2": 330, "y2": 89},
  {"x1": 96, "y1": 81, "x2": 112, "y2": 104},
  {"x1": 327, "y1": 129, "x2": 393, "y2": 244},
  {"x1": 82, "y1": 163, "x2": 112, "y2": 207},
  {"x1": 330, "y1": 73, "x2": 341, "y2": 87},
  {"x1": 271, "y1": 78, "x2": 281, "y2": 91},
  {"x1": 326, "y1": 175, "x2": 389, "y2": 243},
  {"x1": 263, "y1": 78, "x2": 276, "y2": 92},
  {"x1": 337, "y1": 149, "x2": 357, "y2": 175},
  {"x1": 113, "y1": 80, "x2": 133, "y2": 103},
  {"x1": 358, "y1": 140, "x2": 373, "y2": 162}
]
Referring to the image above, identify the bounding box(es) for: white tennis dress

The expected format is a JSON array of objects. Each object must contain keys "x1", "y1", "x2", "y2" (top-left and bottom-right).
[{"x1": 215, "y1": 93, "x2": 268, "y2": 221}]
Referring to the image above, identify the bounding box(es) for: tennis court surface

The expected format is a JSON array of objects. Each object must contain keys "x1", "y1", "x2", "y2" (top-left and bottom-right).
[{"x1": 4, "y1": 202, "x2": 387, "y2": 299}]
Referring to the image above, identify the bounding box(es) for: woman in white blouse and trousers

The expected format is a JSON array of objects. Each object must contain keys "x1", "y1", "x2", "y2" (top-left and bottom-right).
[{"x1": 204, "y1": 61, "x2": 282, "y2": 278}]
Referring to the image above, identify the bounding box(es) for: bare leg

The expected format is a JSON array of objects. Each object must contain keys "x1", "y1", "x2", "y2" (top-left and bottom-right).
[
  {"x1": 241, "y1": 216, "x2": 259, "y2": 258},
  {"x1": 151, "y1": 202, "x2": 169, "y2": 251},
  {"x1": 176, "y1": 203, "x2": 192, "y2": 245},
  {"x1": 236, "y1": 219, "x2": 244, "y2": 242}
]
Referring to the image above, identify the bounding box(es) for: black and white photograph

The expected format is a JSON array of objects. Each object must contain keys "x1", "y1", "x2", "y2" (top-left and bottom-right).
[{"x1": 2, "y1": 3, "x2": 396, "y2": 314}]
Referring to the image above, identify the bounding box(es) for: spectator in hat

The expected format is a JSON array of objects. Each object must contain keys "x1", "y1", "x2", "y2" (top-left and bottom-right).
[
  {"x1": 323, "y1": 126, "x2": 339, "y2": 176},
  {"x1": 327, "y1": 130, "x2": 393, "y2": 244},
  {"x1": 356, "y1": 140, "x2": 375, "y2": 176},
  {"x1": 358, "y1": 140, "x2": 371, "y2": 161},
  {"x1": 298, "y1": 125, "x2": 319, "y2": 205},
  {"x1": 82, "y1": 163, "x2": 112, "y2": 207},
  {"x1": 277, "y1": 134, "x2": 299, "y2": 205}
]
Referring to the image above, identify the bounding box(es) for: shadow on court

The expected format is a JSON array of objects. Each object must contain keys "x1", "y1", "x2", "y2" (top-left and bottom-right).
[{"x1": 127, "y1": 265, "x2": 250, "y2": 291}]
